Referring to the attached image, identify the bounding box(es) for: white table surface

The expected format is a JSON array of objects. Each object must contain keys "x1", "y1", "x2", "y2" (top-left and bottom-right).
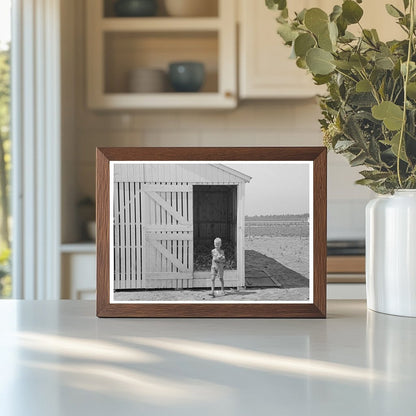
[{"x1": 0, "y1": 300, "x2": 415, "y2": 416}]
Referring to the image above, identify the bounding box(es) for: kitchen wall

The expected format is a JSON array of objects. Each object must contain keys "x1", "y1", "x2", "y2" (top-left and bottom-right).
[{"x1": 61, "y1": 0, "x2": 374, "y2": 243}]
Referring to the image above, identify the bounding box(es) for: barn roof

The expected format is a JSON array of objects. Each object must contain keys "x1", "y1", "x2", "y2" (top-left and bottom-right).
[
  {"x1": 211, "y1": 164, "x2": 252, "y2": 183},
  {"x1": 114, "y1": 163, "x2": 252, "y2": 184}
]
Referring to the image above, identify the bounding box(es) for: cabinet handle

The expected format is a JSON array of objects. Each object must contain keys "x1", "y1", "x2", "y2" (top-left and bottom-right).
[{"x1": 225, "y1": 91, "x2": 234, "y2": 99}]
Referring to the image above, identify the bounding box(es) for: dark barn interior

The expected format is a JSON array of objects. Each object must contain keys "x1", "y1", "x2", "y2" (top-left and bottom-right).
[{"x1": 193, "y1": 185, "x2": 237, "y2": 271}]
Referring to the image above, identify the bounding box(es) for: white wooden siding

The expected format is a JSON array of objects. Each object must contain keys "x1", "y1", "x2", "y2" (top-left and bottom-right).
[
  {"x1": 114, "y1": 163, "x2": 250, "y2": 184},
  {"x1": 113, "y1": 182, "x2": 142, "y2": 289}
]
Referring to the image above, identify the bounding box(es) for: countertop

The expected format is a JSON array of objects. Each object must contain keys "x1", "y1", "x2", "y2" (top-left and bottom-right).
[{"x1": 0, "y1": 300, "x2": 415, "y2": 415}]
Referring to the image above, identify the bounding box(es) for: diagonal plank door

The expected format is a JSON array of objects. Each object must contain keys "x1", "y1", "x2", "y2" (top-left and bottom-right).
[{"x1": 141, "y1": 184, "x2": 193, "y2": 288}]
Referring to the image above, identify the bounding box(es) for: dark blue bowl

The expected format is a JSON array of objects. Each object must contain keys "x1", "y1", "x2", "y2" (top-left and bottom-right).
[
  {"x1": 168, "y1": 62, "x2": 205, "y2": 93},
  {"x1": 114, "y1": 0, "x2": 157, "y2": 17}
]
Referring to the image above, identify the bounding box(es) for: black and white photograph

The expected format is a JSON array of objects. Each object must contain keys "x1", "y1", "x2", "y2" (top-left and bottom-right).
[{"x1": 110, "y1": 161, "x2": 312, "y2": 303}]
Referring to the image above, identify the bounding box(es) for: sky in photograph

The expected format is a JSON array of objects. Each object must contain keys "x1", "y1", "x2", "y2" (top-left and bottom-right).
[{"x1": 225, "y1": 163, "x2": 310, "y2": 216}]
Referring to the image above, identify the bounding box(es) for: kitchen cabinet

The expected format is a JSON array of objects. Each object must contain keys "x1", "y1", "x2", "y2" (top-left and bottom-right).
[
  {"x1": 238, "y1": 0, "x2": 404, "y2": 99},
  {"x1": 86, "y1": 0, "x2": 237, "y2": 109},
  {"x1": 61, "y1": 245, "x2": 96, "y2": 300},
  {"x1": 239, "y1": 0, "x2": 325, "y2": 99}
]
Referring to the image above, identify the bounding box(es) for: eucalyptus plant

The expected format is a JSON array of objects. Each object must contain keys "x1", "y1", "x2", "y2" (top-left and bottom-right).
[{"x1": 266, "y1": 0, "x2": 416, "y2": 193}]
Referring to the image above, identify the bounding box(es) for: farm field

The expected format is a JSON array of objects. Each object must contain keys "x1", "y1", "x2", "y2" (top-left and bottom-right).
[
  {"x1": 245, "y1": 220, "x2": 309, "y2": 280},
  {"x1": 245, "y1": 236, "x2": 309, "y2": 280}
]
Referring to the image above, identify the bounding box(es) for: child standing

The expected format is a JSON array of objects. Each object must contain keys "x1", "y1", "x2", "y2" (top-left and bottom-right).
[{"x1": 210, "y1": 237, "x2": 225, "y2": 297}]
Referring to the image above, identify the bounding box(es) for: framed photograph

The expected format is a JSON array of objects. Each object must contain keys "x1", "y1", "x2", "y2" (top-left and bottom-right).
[{"x1": 96, "y1": 147, "x2": 327, "y2": 318}]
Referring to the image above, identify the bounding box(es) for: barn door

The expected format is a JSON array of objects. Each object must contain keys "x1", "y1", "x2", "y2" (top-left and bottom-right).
[
  {"x1": 141, "y1": 184, "x2": 193, "y2": 288},
  {"x1": 113, "y1": 182, "x2": 142, "y2": 290}
]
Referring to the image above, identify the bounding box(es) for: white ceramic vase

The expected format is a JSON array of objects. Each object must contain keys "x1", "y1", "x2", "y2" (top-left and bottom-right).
[{"x1": 366, "y1": 190, "x2": 416, "y2": 317}]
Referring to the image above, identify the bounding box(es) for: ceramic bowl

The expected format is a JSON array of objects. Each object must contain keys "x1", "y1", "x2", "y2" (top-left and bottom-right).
[
  {"x1": 168, "y1": 62, "x2": 205, "y2": 92},
  {"x1": 114, "y1": 0, "x2": 158, "y2": 17},
  {"x1": 128, "y1": 68, "x2": 167, "y2": 93}
]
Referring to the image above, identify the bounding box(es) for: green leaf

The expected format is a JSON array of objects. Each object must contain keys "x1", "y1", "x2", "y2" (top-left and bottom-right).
[
  {"x1": 339, "y1": 31, "x2": 356, "y2": 43},
  {"x1": 318, "y1": 27, "x2": 334, "y2": 52},
  {"x1": 350, "y1": 54, "x2": 368, "y2": 70},
  {"x1": 276, "y1": 14, "x2": 287, "y2": 24},
  {"x1": 401, "y1": 61, "x2": 416, "y2": 76},
  {"x1": 356, "y1": 79, "x2": 372, "y2": 92},
  {"x1": 369, "y1": 136, "x2": 382, "y2": 163},
  {"x1": 304, "y1": 8, "x2": 329, "y2": 35},
  {"x1": 360, "y1": 170, "x2": 391, "y2": 181},
  {"x1": 363, "y1": 29, "x2": 376, "y2": 46},
  {"x1": 355, "y1": 178, "x2": 376, "y2": 186},
  {"x1": 403, "y1": 0, "x2": 410, "y2": 10},
  {"x1": 382, "y1": 132, "x2": 409, "y2": 162},
  {"x1": 336, "y1": 15, "x2": 348, "y2": 36},
  {"x1": 407, "y1": 82, "x2": 416, "y2": 99},
  {"x1": 344, "y1": 114, "x2": 367, "y2": 147},
  {"x1": 277, "y1": 23, "x2": 298, "y2": 43},
  {"x1": 266, "y1": 0, "x2": 287, "y2": 11},
  {"x1": 330, "y1": 5, "x2": 342, "y2": 22},
  {"x1": 399, "y1": 14, "x2": 411, "y2": 29},
  {"x1": 328, "y1": 21, "x2": 338, "y2": 44},
  {"x1": 372, "y1": 101, "x2": 404, "y2": 130},
  {"x1": 375, "y1": 55, "x2": 395, "y2": 70},
  {"x1": 348, "y1": 92, "x2": 377, "y2": 107},
  {"x1": 296, "y1": 57, "x2": 308, "y2": 69},
  {"x1": 350, "y1": 152, "x2": 368, "y2": 167},
  {"x1": 334, "y1": 139, "x2": 355, "y2": 151},
  {"x1": 296, "y1": 8, "x2": 307, "y2": 23},
  {"x1": 333, "y1": 60, "x2": 353, "y2": 70},
  {"x1": 313, "y1": 74, "x2": 332, "y2": 85},
  {"x1": 378, "y1": 78, "x2": 386, "y2": 100},
  {"x1": 342, "y1": 0, "x2": 364, "y2": 24},
  {"x1": 393, "y1": 60, "x2": 402, "y2": 79},
  {"x1": 371, "y1": 29, "x2": 380, "y2": 42},
  {"x1": 385, "y1": 4, "x2": 404, "y2": 18},
  {"x1": 306, "y1": 48, "x2": 335, "y2": 75},
  {"x1": 294, "y1": 33, "x2": 316, "y2": 58}
]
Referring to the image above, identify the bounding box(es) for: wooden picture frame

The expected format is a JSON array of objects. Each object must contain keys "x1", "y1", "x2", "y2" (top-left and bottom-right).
[{"x1": 96, "y1": 147, "x2": 327, "y2": 318}]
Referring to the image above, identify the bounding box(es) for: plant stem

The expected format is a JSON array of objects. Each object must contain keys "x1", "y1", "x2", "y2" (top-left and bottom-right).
[
  {"x1": 334, "y1": 68, "x2": 358, "y2": 84},
  {"x1": 397, "y1": 0, "x2": 415, "y2": 188},
  {"x1": 359, "y1": 69, "x2": 381, "y2": 104}
]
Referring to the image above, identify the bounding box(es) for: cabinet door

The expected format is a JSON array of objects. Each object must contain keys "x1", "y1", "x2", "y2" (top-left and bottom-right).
[
  {"x1": 239, "y1": 0, "x2": 326, "y2": 99},
  {"x1": 61, "y1": 253, "x2": 96, "y2": 300},
  {"x1": 238, "y1": 0, "x2": 404, "y2": 99},
  {"x1": 358, "y1": 0, "x2": 404, "y2": 41}
]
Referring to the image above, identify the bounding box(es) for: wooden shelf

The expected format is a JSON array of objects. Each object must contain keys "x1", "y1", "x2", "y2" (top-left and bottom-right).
[
  {"x1": 61, "y1": 242, "x2": 96, "y2": 253},
  {"x1": 327, "y1": 256, "x2": 365, "y2": 274},
  {"x1": 101, "y1": 17, "x2": 221, "y2": 32},
  {"x1": 89, "y1": 92, "x2": 235, "y2": 110},
  {"x1": 327, "y1": 256, "x2": 365, "y2": 284}
]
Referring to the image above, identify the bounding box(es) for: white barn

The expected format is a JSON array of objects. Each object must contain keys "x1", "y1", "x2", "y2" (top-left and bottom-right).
[{"x1": 113, "y1": 163, "x2": 251, "y2": 290}]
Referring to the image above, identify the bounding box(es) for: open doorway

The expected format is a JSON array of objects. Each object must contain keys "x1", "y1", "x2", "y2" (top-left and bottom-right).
[{"x1": 193, "y1": 185, "x2": 237, "y2": 273}]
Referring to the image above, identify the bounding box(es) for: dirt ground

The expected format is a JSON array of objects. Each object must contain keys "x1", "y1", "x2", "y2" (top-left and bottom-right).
[
  {"x1": 113, "y1": 236, "x2": 310, "y2": 302},
  {"x1": 114, "y1": 287, "x2": 309, "y2": 302},
  {"x1": 245, "y1": 236, "x2": 309, "y2": 279}
]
